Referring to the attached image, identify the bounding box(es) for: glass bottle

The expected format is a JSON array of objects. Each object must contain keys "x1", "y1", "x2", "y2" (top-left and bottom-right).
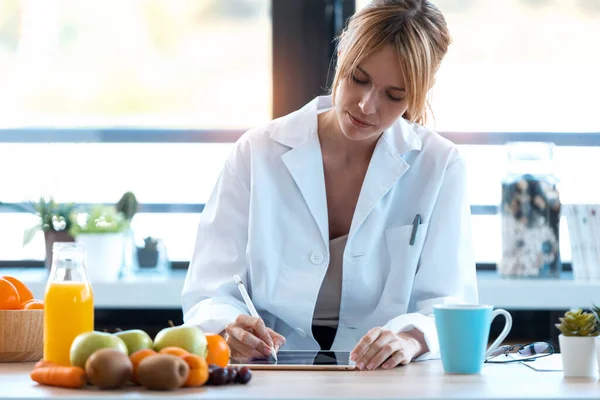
[
  {"x1": 43, "y1": 243, "x2": 94, "y2": 365},
  {"x1": 499, "y1": 142, "x2": 561, "y2": 278}
]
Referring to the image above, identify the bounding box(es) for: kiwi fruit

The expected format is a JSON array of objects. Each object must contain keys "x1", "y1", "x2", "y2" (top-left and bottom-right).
[
  {"x1": 137, "y1": 354, "x2": 189, "y2": 391},
  {"x1": 85, "y1": 348, "x2": 133, "y2": 389}
]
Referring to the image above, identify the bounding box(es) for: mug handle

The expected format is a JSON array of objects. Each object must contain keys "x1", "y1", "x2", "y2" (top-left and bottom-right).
[{"x1": 484, "y1": 309, "x2": 513, "y2": 359}]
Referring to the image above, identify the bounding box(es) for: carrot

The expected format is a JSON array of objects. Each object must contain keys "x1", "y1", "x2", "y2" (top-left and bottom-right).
[{"x1": 30, "y1": 366, "x2": 87, "y2": 388}]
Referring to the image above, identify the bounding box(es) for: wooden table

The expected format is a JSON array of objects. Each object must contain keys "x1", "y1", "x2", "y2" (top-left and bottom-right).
[{"x1": 1, "y1": 358, "x2": 599, "y2": 399}]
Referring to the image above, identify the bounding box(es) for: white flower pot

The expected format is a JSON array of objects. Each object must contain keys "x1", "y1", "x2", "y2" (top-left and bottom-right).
[
  {"x1": 76, "y1": 233, "x2": 125, "y2": 282},
  {"x1": 559, "y1": 334, "x2": 598, "y2": 378},
  {"x1": 595, "y1": 337, "x2": 600, "y2": 374}
]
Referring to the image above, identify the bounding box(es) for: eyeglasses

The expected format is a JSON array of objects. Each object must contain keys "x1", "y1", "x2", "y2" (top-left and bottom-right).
[{"x1": 484, "y1": 342, "x2": 554, "y2": 363}]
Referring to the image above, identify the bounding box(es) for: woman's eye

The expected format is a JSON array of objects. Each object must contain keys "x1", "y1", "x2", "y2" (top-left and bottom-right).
[
  {"x1": 351, "y1": 74, "x2": 368, "y2": 85},
  {"x1": 388, "y1": 94, "x2": 404, "y2": 102}
]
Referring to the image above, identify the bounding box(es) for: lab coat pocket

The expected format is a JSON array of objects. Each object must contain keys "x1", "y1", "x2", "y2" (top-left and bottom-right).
[{"x1": 380, "y1": 222, "x2": 429, "y2": 308}]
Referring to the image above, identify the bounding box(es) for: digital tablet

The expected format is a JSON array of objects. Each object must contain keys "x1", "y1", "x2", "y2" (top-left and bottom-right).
[{"x1": 229, "y1": 350, "x2": 357, "y2": 370}]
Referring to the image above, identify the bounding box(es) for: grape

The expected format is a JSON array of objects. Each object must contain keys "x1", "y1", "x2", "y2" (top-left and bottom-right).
[
  {"x1": 236, "y1": 366, "x2": 252, "y2": 384},
  {"x1": 226, "y1": 366, "x2": 238, "y2": 383},
  {"x1": 209, "y1": 367, "x2": 229, "y2": 386}
]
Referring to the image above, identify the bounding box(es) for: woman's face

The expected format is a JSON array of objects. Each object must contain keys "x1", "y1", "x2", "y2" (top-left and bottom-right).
[{"x1": 334, "y1": 44, "x2": 409, "y2": 142}]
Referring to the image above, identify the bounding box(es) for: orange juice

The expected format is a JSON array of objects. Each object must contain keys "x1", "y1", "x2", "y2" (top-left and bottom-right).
[{"x1": 43, "y1": 281, "x2": 94, "y2": 366}]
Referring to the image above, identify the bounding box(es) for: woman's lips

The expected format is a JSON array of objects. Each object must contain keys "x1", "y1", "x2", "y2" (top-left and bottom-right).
[{"x1": 348, "y1": 112, "x2": 373, "y2": 129}]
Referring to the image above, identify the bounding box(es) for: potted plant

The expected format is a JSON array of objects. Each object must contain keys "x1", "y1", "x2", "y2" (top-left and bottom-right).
[
  {"x1": 115, "y1": 191, "x2": 139, "y2": 221},
  {"x1": 555, "y1": 308, "x2": 599, "y2": 377},
  {"x1": 69, "y1": 204, "x2": 130, "y2": 282},
  {"x1": 137, "y1": 237, "x2": 160, "y2": 268},
  {"x1": 592, "y1": 304, "x2": 600, "y2": 376},
  {"x1": 0, "y1": 197, "x2": 76, "y2": 270}
]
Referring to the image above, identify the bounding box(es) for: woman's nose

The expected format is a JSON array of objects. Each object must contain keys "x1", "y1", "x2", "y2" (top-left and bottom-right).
[{"x1": 358, "y1": 91, "x2": 377, "y2": 115}]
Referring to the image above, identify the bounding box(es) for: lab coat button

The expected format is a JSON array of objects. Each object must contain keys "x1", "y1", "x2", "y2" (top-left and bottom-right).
[
  {"x1": 296, "y1": 328, "x2": 306, "y2": 337},
  {"x1": 310, "y1": 251, "x2": 324, "y2": 264}
]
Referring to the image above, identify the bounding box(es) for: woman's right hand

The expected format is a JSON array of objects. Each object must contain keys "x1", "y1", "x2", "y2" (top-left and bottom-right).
[{"x1": 225, "y1": 314, "x2": 286, "y2": 360}]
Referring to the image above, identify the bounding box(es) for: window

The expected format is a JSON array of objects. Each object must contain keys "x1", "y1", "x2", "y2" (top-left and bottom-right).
[
  {"x1": 353, "y1": 1, "x2": 600, "y2": 266},
  {"x1": 0, "y1": 142, "x2": 235, "y2": 261},
  {"x1": 2, "y1": 1, "x2": 598, "y2": 268},
  {"x1": 0, "y1": 0, "x2": 272, "y2": 263},
  {"x1": 0, "y1": 1, "x2": 348, "y2": 265},
  {"x1": 355, "y1": 0, "x2": 600, "y2": 133},
  {"x1": 0, "y1": 0, "x2": 272, "y2": 128}
]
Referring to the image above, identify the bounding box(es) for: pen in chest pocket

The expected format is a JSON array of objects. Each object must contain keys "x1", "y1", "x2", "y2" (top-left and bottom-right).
[{"x1": 410, "y1": 214, "x2": 422, "y2": 246}]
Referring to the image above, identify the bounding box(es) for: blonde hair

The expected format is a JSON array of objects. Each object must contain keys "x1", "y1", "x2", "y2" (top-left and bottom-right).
[{"x1": 332, "y1": 0, "x2": 451, "y2": 125}]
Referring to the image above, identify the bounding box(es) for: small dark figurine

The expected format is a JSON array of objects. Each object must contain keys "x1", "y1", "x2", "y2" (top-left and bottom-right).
[{"x1": 137, "y1": 236, "x2": 159, "y2": 268}]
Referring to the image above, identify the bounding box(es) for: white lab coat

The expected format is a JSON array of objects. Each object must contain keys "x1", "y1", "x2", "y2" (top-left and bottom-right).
[{"x1": 182, "y1": 96, "x2": 478, "y2": 360}]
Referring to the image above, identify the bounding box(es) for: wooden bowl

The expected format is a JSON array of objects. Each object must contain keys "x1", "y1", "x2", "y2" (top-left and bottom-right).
[{"x1": 0, "y1": 310, "x2": 43, "y2": 362}]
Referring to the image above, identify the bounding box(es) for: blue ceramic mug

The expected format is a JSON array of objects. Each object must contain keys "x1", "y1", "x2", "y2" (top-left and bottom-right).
[{"x1": 433, "y1": 304, "x2": 512, "y2": 374}]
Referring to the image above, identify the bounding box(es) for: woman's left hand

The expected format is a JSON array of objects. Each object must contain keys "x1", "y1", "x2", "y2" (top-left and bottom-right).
[{"x1": 350, "y1": 327, "x2": 426, "y2": 370}]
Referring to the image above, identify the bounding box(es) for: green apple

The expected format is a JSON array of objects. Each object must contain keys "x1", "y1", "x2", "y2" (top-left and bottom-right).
[
  {"x1": 113, "y1": 329, "x2": 153, "y2": 355},
  {"x1": 153, "y1": 325, "x2": 207, "y2": 358},
  {"x1": 70, "y1": 331, "x2": 128, "y2": 368}
]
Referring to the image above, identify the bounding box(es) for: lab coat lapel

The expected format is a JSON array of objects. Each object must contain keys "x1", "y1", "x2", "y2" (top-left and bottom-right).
[
  {"x1": 349, "y1": 118, "x2": 422, "y2": 239},
  {"x1": 274, "y1": 97, "x2": 330, "y2": 246},
  {"x1": 281, "y1": 138, "x2": 329, "y2": 246}
]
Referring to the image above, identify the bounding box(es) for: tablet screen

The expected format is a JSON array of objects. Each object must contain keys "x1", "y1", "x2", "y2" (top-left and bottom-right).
[{"x1": 230, "y1": 350, "x2": 353, "y2": 366}]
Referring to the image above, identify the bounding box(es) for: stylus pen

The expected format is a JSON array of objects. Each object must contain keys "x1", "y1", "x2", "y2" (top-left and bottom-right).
[{"x1": 233, "y1": 274, "x2": 278, "y2": 361}]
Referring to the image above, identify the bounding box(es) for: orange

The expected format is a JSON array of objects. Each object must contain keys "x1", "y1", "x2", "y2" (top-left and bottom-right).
[
  {"x1": 21, "y1": 299, "x2": 37, "y2": 308},
  {"x1": 0, "y1": 278, "x2": 20, "y2": 310},
  {"x1": 158, "y1": 347, "x2": 189, "y2": 357},
  {"x1": 23, "y1": 301, "x2": 44, "y2": 310},
  {"x1": 206, "y1": 333, "x2": 230, "y2": 367},
  {"x1": 182, "y1": 354, "x2": 209, "y2": 387},
  {"x1": 2, "y1": 276, "x2": 34, "y2": 304},
  {"x1": 130, "y1": 349, "x2": 157, "y2": 384}
]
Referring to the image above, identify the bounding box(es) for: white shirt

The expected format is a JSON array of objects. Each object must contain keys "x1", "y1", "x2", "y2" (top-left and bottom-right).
[
  {"x1": 181, "y1": 96, "x2": 478, "y2": 360},
  {"x1": 312, "y1": 234, "x2": 348, "y2": 328}
]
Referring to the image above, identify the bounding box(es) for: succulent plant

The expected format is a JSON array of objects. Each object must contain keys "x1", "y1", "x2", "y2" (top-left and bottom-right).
[
  {"x1": 555, "y1": 309, "x2": 599, "y2": 337},
  {"x1": 142, "y1": 236, "x2": 158, "y2": 252},
  {"x1": 592, "y1": 304, "x2": 600, "y2": 329}
]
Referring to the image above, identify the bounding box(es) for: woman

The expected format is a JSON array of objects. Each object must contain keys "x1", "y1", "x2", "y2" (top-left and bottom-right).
[{"x1": 182, "y1": 0, "x2": 477, "y2": 371}]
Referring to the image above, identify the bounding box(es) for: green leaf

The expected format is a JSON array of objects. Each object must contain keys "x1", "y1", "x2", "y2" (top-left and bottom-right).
[
  {"x1": 591, "y1": 303, "x2": 600, "y2": 324},
  {"x1": 23, "y1": 223, "x2": 42, "y2": 247}
]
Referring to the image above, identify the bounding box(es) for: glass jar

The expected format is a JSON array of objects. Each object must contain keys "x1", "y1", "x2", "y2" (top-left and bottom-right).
[
  {"x1": 499, "y1": 142, "x2": 561, "y2": 278},
  {"x1": 43, "y1": 243, "x2": 94, "y2": 366}
]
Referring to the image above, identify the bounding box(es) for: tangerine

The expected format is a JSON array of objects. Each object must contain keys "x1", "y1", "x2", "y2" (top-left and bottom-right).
[
  {"x1": 158, "y1": 347, "x2": 189, "y2": 357},
  {"x1": 23, "y1": 301, "x2": 44, "y2": 310},
  {"x1": 182, "y1": 353, "x2": 209, "y2": 387},
  {"x1": 1, "y1": 276, "x2": 34, "y2": 304},
  {"x1": 206, "y1": 333, "x2": 230, "y2": 367},
  {"x1": 0, "y1": 278, "x2": 21, "y2": 310},
  {"x1": 20, "y1": 299, "x2": 36, "y2": 308},
  {"x1": 130, "y1": 349, "x2": 157, "y2": 384}
]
